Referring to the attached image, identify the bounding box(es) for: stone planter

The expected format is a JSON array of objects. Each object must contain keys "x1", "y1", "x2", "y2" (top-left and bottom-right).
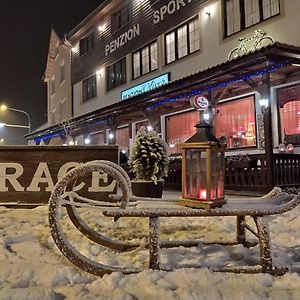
[{"x1": 131, "y1": 180, "x2": 163, "y2": 198}]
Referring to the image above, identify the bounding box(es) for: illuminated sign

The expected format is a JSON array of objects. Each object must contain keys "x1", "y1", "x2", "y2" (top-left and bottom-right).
[{"x1": 121, "y1": 73, "x2": 170, "y2": 100}]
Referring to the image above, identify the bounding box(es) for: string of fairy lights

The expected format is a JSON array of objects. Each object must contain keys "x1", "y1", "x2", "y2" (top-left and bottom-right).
[
  {"x1": 147, "y1": 61, "x2": 290, "y2": 110},
  {"x1": 35, "y1": 60, "x2": 289, "y2": 143}
]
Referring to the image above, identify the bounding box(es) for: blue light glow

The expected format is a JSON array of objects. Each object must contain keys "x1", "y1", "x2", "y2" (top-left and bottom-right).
[{"x1": 121, "y1": 73, "x2": 170, "y2": 100}]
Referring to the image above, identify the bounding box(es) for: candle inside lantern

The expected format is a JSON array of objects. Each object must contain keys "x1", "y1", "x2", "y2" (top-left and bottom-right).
[{"x1": 198, "y1": 189, "x2": 207, "y2": 200}]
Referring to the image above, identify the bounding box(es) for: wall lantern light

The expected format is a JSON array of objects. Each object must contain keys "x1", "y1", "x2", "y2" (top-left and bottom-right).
[
  {"x1": 84, "y1": 137, "x2": 91, "y2": 145},
  {"x1": 204, "y1": 5, "x2": 214, "y2": 17},
  {"x1": 147, "y1": 125, "x2": 153, "y2": 131},
  {"x1": 98, "y1": 24, "x2": 105, "y2": 32},
  {"x1": 203, "y1": 112, "x2": 210, "y2": 121},
  {"x1": 259, "y1": 98, "x2": 269, "y2": 112},
  {"x1": 180, "y1": 121, "x2": 226, "y2": 209},
  {"x1": 108, "y1": 133, "x2": 114, "y2": 140}
]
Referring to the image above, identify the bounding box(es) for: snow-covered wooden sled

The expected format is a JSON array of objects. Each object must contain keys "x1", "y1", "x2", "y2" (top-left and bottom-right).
[{"x1": 48, "y1": 160, "x2": 300, "y2": 277}]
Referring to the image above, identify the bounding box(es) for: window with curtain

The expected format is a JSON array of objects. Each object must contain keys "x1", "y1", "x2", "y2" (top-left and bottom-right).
[
  {"x1": 215, "y1": 96, "x2": 257, "y2": 149},
  {"x1": 132, "y1": 41, "x2": 158, "y2": 79},
  {"x1": 116, "y1": 127, "x2": 129, "y2": 149},
  {"x1": 135, "y1": 121, "x2": 149, "y2": 134},
  {"x1": 165, "y1": 17, "x2": 200, "y2": 65},
  {"x1": 277, "y1": 85, "x2": 300, "y2": 143},
  {"x1": 90, "y1": 131, "x2": 105, "y2": 145},
  {"x1": 223, "y1": 0, "x2": 280, "y2": 37},
  {"x1": 166, "y1": 110, "x2": 200, "y2": 155}
]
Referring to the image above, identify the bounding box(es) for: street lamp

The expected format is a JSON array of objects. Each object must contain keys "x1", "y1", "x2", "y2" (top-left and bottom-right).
[{"x1": 0, "y1": 104, "x2": 31, "y2": 133}]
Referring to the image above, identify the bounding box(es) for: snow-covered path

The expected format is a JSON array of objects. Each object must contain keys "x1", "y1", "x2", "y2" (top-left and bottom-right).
[{"x1": 0, "y1": 193, "x2": 300, "y2": 300}]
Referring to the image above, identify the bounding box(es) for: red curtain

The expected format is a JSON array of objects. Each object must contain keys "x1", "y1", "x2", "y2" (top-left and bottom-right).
[
  {"x1": 166, "y1": 110, "x2": 200, "y2": 154},
  {"x1": 215, "y1": 96, "x2": 256, "y2": 149},
  {"x1": 116, "y1": 127, "x2": 129, "y2": 149},
  {"x1": 90, "y1": 132, "x2": 105, "y2": 145},
  {"x1": 279, "y1": 100, "x2": 300, "y2": 136}
]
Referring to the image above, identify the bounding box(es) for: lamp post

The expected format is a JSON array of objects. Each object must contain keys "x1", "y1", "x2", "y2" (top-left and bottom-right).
[{"x1": 0, "y1": 104, "x2": 31, "y2": 133}]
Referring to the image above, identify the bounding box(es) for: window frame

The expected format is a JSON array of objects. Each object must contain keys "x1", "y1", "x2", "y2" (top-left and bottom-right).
[
  {"x1": 111, "y1": 4, "x2": 132, "y2": 33},
  {"x1": 164, "y1": 16, "x2": 200, "y2": 65},
  {"x1": 79, "y1": 32, "x2": 94, "y2": 56},
  {"x1": 215, "y1": 94, "x2": 258, "y2": 150},
  {"x1": 107, "y1": 57, "x2": 127, "y2": 91},
  {"x1": 132, "y1": 41, "x2": 158, "y2": 80},
  {"x1": 223, "y1": 0, "x2": 280, "y2": 38},
  {"x1": 276, "y1": 83, "x2": 300, "y2": 145},
  {"x1": 82, "y1": 74, "x2": 97, "y2": 102}
]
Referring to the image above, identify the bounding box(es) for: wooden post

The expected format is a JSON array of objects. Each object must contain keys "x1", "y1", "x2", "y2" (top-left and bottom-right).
[{"x1": 261, "y1": 73, "x2": 274, "y2": 189}]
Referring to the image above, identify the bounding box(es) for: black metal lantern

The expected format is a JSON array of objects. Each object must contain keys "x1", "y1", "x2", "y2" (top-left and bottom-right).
[{"x1": 180, "y1": 121, "x2": 226, "y2": 209}]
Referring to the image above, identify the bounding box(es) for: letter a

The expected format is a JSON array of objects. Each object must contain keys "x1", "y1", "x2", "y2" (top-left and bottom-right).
[{"x1": 27, "y1": 162, "x2": 54, "y2": 192}]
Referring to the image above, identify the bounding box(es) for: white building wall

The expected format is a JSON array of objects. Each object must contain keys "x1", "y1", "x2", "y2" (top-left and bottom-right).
[{"x1": 73, "y1": 1, "x2": 300, "y2": 120}]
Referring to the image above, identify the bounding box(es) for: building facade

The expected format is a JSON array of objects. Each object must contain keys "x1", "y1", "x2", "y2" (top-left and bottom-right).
[
  {"x1": 42, "y1": 29, "x2": 73, "y2": 145},
  {"x1": 28, "y1": 0, "x2": 300, "y2": 166}
]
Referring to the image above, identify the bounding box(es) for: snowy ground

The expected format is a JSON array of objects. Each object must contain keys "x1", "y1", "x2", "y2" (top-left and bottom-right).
[{"x1": 0, "y1": 191, "x2": 300, "y2": 300}]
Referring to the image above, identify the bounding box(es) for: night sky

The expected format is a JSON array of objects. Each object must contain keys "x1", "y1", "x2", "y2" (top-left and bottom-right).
[{"x1": 0, "y1": 0, "x2": 103, "y2": 143}]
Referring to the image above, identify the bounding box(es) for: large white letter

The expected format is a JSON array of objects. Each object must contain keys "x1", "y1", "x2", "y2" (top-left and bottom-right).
[
  {"x1": 88, "y1": 171, "x2": 116, "y2": 192},
  {"x1": 27, "y1": 162, "x2": 54, "y2": 192},
  {"x1": 57, "y1": 162, "x2": 85, "y2": 191},
  {"x1": 0, "y1": 163, "x2": 24, "y2": 192},
  {"x1": 153, "y1": 10, "x2": 160, "y2": 24}
]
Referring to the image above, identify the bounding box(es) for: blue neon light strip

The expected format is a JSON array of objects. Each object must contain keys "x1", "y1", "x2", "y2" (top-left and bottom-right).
[
  {"x1": 147, "y1": 61, "x2": 289, "y2": 110},
  {"x1": 121, "y1": 73, "x2": 170, "y2": 100}
]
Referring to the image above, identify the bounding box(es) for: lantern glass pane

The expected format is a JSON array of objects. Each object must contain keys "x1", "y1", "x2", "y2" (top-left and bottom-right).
[
  {"x1": 184, "y1": 149, "x2": 206, "y2": 200},
  {"x1": 217, "y1": 152, "x2": 223, "y2": 173},
  {"x1": 217, "y1": 175, "x2": 224, "y2": 198},
  {"x1": 211, "y1": 176, "x2": 217, "y2": 200},
  {"x1": 211, "y1": 151, "x2": 217, "y2": 173}
]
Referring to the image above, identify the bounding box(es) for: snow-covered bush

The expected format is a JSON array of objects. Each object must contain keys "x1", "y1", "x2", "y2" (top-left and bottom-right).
[{"x1": 129, "y1": 126, "x2": 169, "y2": 184}]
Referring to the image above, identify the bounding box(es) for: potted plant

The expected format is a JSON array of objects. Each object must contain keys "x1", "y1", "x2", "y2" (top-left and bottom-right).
[{"x1": 129, "y1": 126, "x2": 169, "y2": 198}]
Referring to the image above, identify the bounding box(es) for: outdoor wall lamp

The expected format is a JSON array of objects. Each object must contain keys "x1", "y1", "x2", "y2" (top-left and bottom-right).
[
  {"x1": 259, "y1": 98, "x2": 269, "y2": 112},
  {"x1": 204, "y1": 5, "x2": 214, "y2": 17},
  {"x1": 84, "y1": 137, "x2": 91, "y2": 145},
  {"x1": 108, "y1": 133, "x2": 114, "y2": 140},
  {"x1": 98, "y1": 24, "x2": 105, "y2": 33},
  {"x1": 203, "y1": 112, "x2": 210, "y2": 121},
  {"x1": 147, "y1": 125, "x2": 153, "y2": 131}
]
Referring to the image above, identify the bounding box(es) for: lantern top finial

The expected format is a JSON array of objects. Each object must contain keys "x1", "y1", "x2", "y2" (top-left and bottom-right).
[{"x1": 184, "y1": 121, "x2": 220, "y2": 144}]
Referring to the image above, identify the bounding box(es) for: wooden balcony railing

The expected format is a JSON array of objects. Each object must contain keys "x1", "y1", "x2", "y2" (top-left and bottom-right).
[{"x1": 164, "y1": 153, "x2": 300, "y2": 192}]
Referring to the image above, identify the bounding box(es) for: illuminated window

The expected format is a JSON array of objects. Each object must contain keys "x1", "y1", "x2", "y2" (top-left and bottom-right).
[
  {"x1": 215, "y1": 96, "x2": 257, "y2": 149},
  {"x1": 165, "y1": 17, "x2": 200, "y2": 64},
  {"x1": 116, "y1": 127, "x2": 129, "y2": 149},
  {"x1": 132, "y1": 41, "x2": 158, "y2": 79},
  {"x1": 277, "y1": 84, "x2": 300, "y2": 144},
  {"x1": 166, "y1": 110, "x2": 200, "y2": 155},
  {"x1": 224, "y1": 0, "x2": 280, "y2": 37}
]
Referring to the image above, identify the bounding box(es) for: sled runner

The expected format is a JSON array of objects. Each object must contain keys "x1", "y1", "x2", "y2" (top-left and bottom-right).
[{"x1": 48, "y1": 160, "x2": 300, "y2": 277}]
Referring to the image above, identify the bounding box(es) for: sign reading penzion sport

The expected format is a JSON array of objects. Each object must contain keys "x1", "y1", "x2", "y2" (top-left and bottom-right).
[
  {"x1": 153, "y1": 0, "x2": 193, "y2": 24},
  {"x1": 121, "y1": 73, "x2": 170, "y2": 100}
]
